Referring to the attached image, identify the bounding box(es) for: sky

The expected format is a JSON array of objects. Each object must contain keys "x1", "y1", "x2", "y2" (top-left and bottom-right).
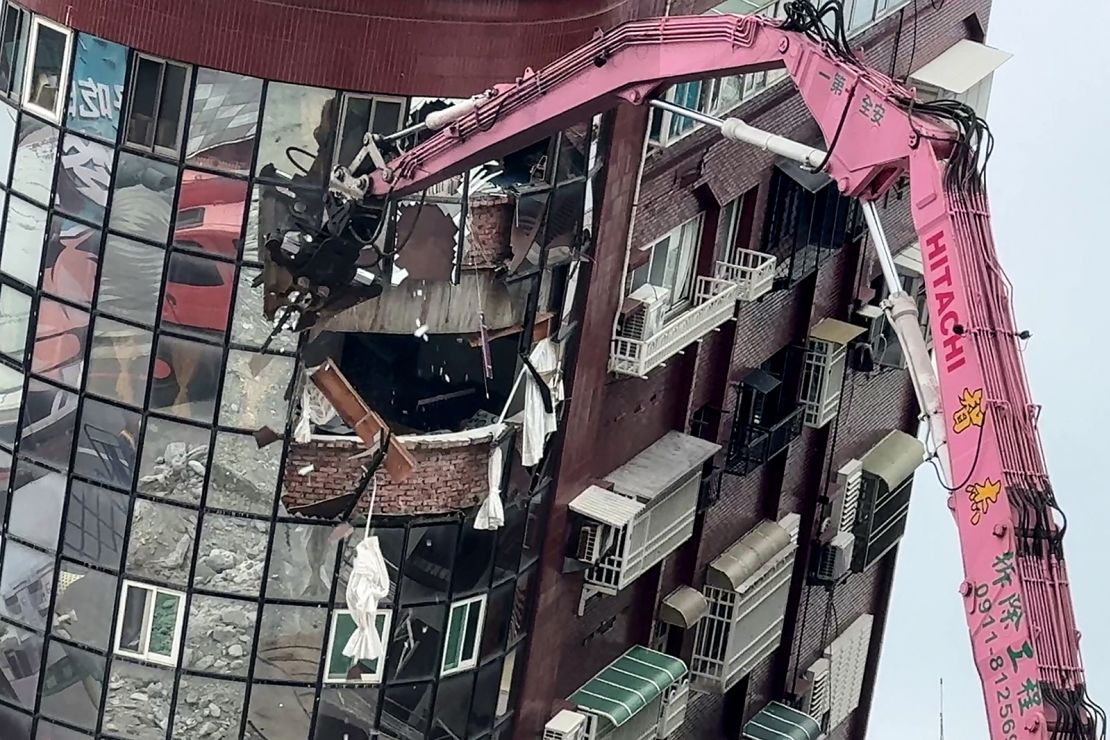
[{"x1": 870, "y1": 1, "x2": 1110, "y2": 737}]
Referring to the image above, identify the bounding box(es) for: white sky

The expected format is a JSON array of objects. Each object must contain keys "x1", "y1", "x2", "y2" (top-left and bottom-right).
[{"x1": 870, "y1": 1, "x2": 1110, "y2": 737}]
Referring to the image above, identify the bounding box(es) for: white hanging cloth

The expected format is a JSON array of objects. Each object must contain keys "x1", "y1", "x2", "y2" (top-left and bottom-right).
[
  {"x1": 522, "y1": 338, "x2": 562, "y2": 467},
  {"x1": 475, "y1": 434, "x2": 505, "y2": 530},
  {"x1": 342, "y1": 483, "x2": 390, "y2": 663}
]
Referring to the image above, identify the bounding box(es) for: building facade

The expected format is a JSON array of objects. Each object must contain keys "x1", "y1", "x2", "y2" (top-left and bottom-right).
[{"x1": 0, "y1": 1, "x2": 1003, "y2": 739}]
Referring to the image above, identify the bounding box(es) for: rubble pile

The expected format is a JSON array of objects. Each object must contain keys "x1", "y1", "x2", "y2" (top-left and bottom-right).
[
  {"x1": 138, "y1": 442, "x2": 207, "y2": 504},
  {"x1": 185, "y1": 595, "x2": 256, "y2": 675},
  {"x1": 194, "y1": 516, "x2": 270, "y2": 595}
]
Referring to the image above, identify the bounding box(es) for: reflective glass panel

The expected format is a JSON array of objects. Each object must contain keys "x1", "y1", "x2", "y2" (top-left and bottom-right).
[
  {"x1": 401, "y1": 525, "x2": 458, "y2": 605},
  {"x1": 0, "y1": 620, "x2": 41, "y2": 709},
  {"x1": 481, "y1": 580, "x2": 513, "y2": 662},
  {"x1": 256, "y1": 82, "x2": 337, "y2": 185},
  {"x1": 86, "y1": 316, "x2": 152, "y2": 408},
  {"x1": 247, "y1": 683, "x2": 314, "y2": 739},
  {"x1": 102, "y1": 658, "x2": 173, "y2": 739},
  {"x1": 25, "y1": 21, "x2": 68, "y2": 120},
  {"x1": 125, "y1": 499, "x2": 196, "y2": 588},
  {"x1": 1, "y1": 195, "x2": 47, "y2": 286},
  {"x1": 66, "y1": 33, "x2": 127, "y2": 142},
  {"x1": 63, "y1": 479, "x2": 127, "y2": 571},
  {"x1": 137, "y1": 415, "x2": 209, "y2": 505},
  {"x1": 208, "y1": 431, "x2": 279, "y2": 515},
  {"x1": 219, "y1": 349, "x2": 294, "y2": 431},
  {"x1": 173, "y1": 169, "x2": 247, "y2": 259},
  {"x1": 470, "y1": 657, "x2": 503, "y2": 736},
  {"x1": 0, "y1": 701, "x2": 33, "y2": 736},
  {"x1": 266, "y1": 522, "x2": 336, "y2": 602},
  {"x1": 8, "y1": 457, "x2": 64, "y2": 551},
  {"x1": 148, "y1": 333, "x2": 222, "y2": 423},
  {"x1": 337, "y1": 526, "x2": 402, "y2": 608},
  {"x1": 161, "y1": 250, "x2": 234, "y2": 339},
  {"x1": 230, "y1": 265, "x2": 296, "y2": 352},
  {"x1": 0, "y1": 101, "x2": 16, "y2": 183},
  {"x1": 186, "y1": 69, "x2": 262, "y2": 176},
  {"x1": 0, "y1": 7, "x2": 29, "y2": 100},
  {"x1": 384, "y1": 604, "x2": 445, "y2": 682},
  {"x1": 0, "y1": 539, "x2": 53, "y2": 628},
  {"x1": 193, "y1": 513, "x2": 268, "y2": 596},
  {"x1": 433, "y1": 672, "x2": 474, "y2": 740},
  {"x1": 0, "y1": 362, "x2": 21, "y2": 447},
  {"x1": 42, "y1": 215, "x2": 101, "y2": 306},
  {"x1": 18, "y1": 376, "x2": 77, "y2": 468},
  {"x1": 31, "y1": 297, "x2": 88, "y2": 388},
  {"x1": 51, "y1": 560, "x2": 115, "y2": 650},
  {"x1": 40, "y1": 640, "x2": 105, "y2": 730},
  {"x1": 183, "y1": 593, "x2": 256, "y2": 676},
  {"x1": 314, "y1": 687, "x2": 380, "y2": 740},
  {"x1": 254, "y1": 604, "x2": 326, "y2": 682},
  {"x1": 10, "y1": 113, "x2": 58, "y2": 203},
  {"x1": 96, "y1": 233, "x2": 164, "y2": 324},
  {"x1": 508, "y1": 570, "x2": 532, "y2": 644},
  {"x1": 73, "y1": 396, "x2": 140, "y2": 488},
  {"x1": 108, "y1": 151, "x2": 176, "y2": 243},
  {"x1": 0, "y1": 282, "x2": 30, "y2": 361},
  {"x1": 173, "y1": 675, "x2": 246, "y2": 739},
  {"x1": 54, "y1": 133, "x2": 113, "y2": 223},
  {"x1": 380, "y1": 682, "x2": 432, "y2": 738},
  {"x1": 452, "y1": 514, "x2": 495, "y2": 596},
  {"x1": 36, "y1": 719, "x2": 93, "y2": 738}
]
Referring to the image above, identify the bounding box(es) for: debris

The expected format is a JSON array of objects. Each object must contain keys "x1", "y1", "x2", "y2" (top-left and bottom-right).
[{"x1": 298, "y1": 464, "x2": 315, "y2": 475}]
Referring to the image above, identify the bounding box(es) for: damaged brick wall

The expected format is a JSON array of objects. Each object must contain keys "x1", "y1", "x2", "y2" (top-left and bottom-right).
[{"x1": 464, "y1": 194, "x2": 516, "y2": 268}]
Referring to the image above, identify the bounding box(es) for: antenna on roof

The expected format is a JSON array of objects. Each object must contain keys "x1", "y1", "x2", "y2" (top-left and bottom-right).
[{"x1": 939, "y1": 676, "x2": 946, "y2": 740}]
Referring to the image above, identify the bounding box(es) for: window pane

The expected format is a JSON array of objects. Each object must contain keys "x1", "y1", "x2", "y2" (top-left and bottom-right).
[
  {"x1": 183, "y1": 593, "x2": 256, "y2": 676},
  {"x1": 66, "y1": 33, "x2": 127, "y2": 142},
  {"x1": 103, "y1": 658, "x2": 173, "y2": 739},
  {"x1": 55, "y1": 133, "x2": 113, "y2": 223},
  {"x1": 314, "y1": 687, "x2": 379, "y2": 740},
  {"x1": 336, "y1": 96, "x2": 372, "y2": 170},
  {"x1": 452, "y1": 516, "x2": 495, "y2": 595},
  {"x1": 8, "y1": 457, "x2": 64, "y2": 551},
  {"x1": 0, "y1": 701, "x2": 33, "y2": 735},
  {"x1": 109, "y1": 152, "x2": 176, "y2": 243},
  {"x1": 219, "y1": 349, "x2": 294, "y2": 430},
  {"x1": 97, "y1": 233, "x2": 164, "y2": 323},
  {"x1": 154, "y1": 62, "x2": 188, "y2": 152},
  {"x1": 11, "y1": 113, "x2": 58, "y2": 203},
  {"x1": 443, "y1": 603, "x2": 465, "y2": 671},
  {"x1": 0, "y1": 283, "x2": 30, "y2": 361},
  {"x1": 186, "y1": 69, "x2": 262, "y2": 175},
  {"x1": 207, "y1": 431, "x2": 279, "y2": 514},
  {"x1": 326, "y1": 611, "x2": 387, "y2": 682},
  {"x1": 254, "y1": 604, "x2": 326, "y2": 682},
  {"x1": 0, "y1": 9, "x2": 28, "y2": 100},
  {"x1": 173, "y1": 675, "x2": 246, "y2": 739},
  {"x1": 256, "y1": 82, "x2": 337, "y2": 184},
  {"x1": 36, "y1": 719, "x2": 93, "y2": 738},
  {"x1": 86, "y1": 316, "x2": 152, "y2": 407},
  {"x1": 266, "y1": 522, "x2": 336, "y2": 601},
  {"x1": 27, "y1": 23, "x2": 67, "y2": 117},
  {"x1": 148, "y1": 590, "x2": 181, "y2": 657},
  {"x1": 1, "y1": 195, "x2": 48, "y2": 286},
  {"x1": 0, "y1": 102, "x2": 15, "y2": 183},
  {"x1": 52, "y1": 560, "x2": 115, "y2": 651},
  {"x1": 401, "y1": 525, "x2": 458, "y2": 605},
  {"x1": 493, "y1": 500, "x2": 525, "y2": 579},
  {"x1": 0, "y1": 362, "x2": 21, "y2": 448},
  {"x1": 40, "y1": 639, "x2": 105, "y2": 729},
  {"x1": 434, "y1": 672, "x2": 474, "y2": 739},
  {"x1": 42, "y1": 216, "x2": 101, "y2": 307},
  {"x1": 247, "y1": 683, "x2": 314, "y2": 739},
  {"x1": 119, "y1": 586, "x2": 148, "y2": 652},
  {"x1": 161, "y1": 251, "x2": 234, "y2": 339},
  {"x1": 230, "y1": 265, "x2": 297, "y2": 352},
  {"x1": 63, "y1": 479, "x2": 127, "y2": 570},
  {"x1": 149, "y1": 333, "x2": 222, "y2": 422},
  {"x1": 480, "y1": 581, "x2": 513, "y2": 662},
  {"x1": 0, "y1": 540, "x2": 53, "y2": 628},
  {"x1": 74, "y1": 397, "x2": 140, "y2": 488},
  {"x1": 508, "y1": 570, "x2": 532, "y2": 644},
  {"x1": 125, "y1": 499, "x2": 197, "y2": 588},
  {"x1": 125, "y1": 57, "x2": 163, "y2": 149},
  {"x1": 193, "y1": 514, "x2": 268, "y2": 596},
  {"x1": 380, "y1": 682, "x2": 432, "y2": 738},
  {"x1": 18, "y1": 376, "x2": 77, "y2": 468},
  {"x1": 137, "y1": 415, "x2": 208, "y2": 505},
  {"x1": 470, "y1": 657, "x2": 502, "y2": 736},
  {"x1": 173, "y1": 170, "x2": 248, "y2": 259},
  {"x1": 31, "y1": 298, "x2": 86, "y2": 389},
  {"x1": 385, "y1": 603, "x2": 445, "y2": 682},
  {"x1": 0, "y1": 618, "x2": 42, "y2": 709}
]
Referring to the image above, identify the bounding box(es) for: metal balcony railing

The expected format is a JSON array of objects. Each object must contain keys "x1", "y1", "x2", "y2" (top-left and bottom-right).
[
  {"x1": 610, "y1": 277, "x2": 738, "y2": 378},
  {"x1": 725, "y1": 405, "x2": 805, "y2": 476},
  {"x1": 713, "y1": 250, "x2": 776, "y2": 302}
]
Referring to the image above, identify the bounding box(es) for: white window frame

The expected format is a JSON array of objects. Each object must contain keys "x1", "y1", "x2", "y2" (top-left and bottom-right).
[
  {"x1": 441, "y1": 594, "x2": 486, "y2": 677},
  {"x1": 123, "y1": 52, "x2": 192, "y2": 157},
  {"x1": 333, "y1": 92, "x2": 407, "y2": 169},
  {"x1": 20, "y1": 14, "x2": 72, "y2": 122},
  {"x1": 112, "y1": 580, "x2": 186, "y2": 667},
  {"x1": 323, "y1": 608, "x2": 392, "y2": 685},
  {"x1": 629, "y1": 214, "x2": 703, "y2": 318}
]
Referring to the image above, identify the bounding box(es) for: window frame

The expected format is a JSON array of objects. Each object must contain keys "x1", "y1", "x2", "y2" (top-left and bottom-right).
[
  {"x1": 628, "y1": 213, "x2": 704, "y2": 319},
  {"x1": 123, "y1": 52, "x2": 192, "y2": 157},
  {"x1": 441, "y1": 594, "x2": 487, "y2": 677},
  {"x1": 112, "y1": 579, "x2": 186, "y2": 667},
  {"x1": 20, "y1": 14, "x2": 73, "y2": 122},
  {"x1": 323, "y1": 607, "x2": 393, "y2": 685},
  {"x1": 333, "y1": 91, "x2": 407, "y2": 170},
  {"x1": 0, "y1": 2, "x2": 29, "y2": 99}
]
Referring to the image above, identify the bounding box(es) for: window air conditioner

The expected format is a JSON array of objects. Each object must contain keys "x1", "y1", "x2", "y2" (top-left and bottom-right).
[
  {"x1": 624, "y1": 285, "x2": 671, "y2": 341},
  {"x1": 576, "y1": 522, "x2": 616, "y2": 565},
  {"x1": 820, "y1": 458, "x2": 862, "y2": 544},
  {"x1": 800, "y1": 657, "x2": 832, "y2": 719},
  {"x1": 814, "y1": 530, "x2": 855, "y2": 583},
  {"x1": 544, "y1": 710, "x2": 590, "y2": 740}
]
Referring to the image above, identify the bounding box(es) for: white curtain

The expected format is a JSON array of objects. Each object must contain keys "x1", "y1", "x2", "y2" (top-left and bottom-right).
[
  {"x1": 343, "y1": 535, "x2": 390, "y2": 662},
  {"x1": 475, "y1": 439, "x2": 505, "y2": 530},
  {"x1": 522, "y1": 338, "x2": 562, "y2": 467}
]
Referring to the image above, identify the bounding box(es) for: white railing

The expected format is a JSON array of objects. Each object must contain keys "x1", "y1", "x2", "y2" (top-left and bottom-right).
[
  {"x1": 610, "y1": 277, "x2": 738, "y2": 378},
  {"x1": 714, "y1": 250, "x2": 776, "y2": 301}
]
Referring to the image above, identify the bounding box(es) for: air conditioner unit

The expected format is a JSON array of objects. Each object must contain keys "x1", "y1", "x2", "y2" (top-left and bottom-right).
[
  {"x1": 820, "y1": 459, "x2": 863, "y2": 544},
  {"x1": 576, "y1": 522, "x2": 616, "y2": 565},
  {"x1": 544, "y1": 710, "x2": 590, "y2": 740},
  {"x1": 624, "y1": 285, "x2": 672, "y2": 340},
  {"x1": 814, "y1": 531, "x2": 855, "y2": 583},
  {"x1": 854, "y1": 304, "x2": 886, "y2": 350},
  {"x1": 801, "y1": 657, "x2": 832, "y2": 719}
]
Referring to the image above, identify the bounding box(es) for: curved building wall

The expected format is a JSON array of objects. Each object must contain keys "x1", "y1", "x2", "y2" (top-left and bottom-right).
[{"x1": 0, "y1": 4, "x2": 547, "y2": 738}]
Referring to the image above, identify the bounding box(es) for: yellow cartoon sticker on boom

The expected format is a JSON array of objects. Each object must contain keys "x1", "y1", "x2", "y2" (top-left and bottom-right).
[
  {"x1": 967, "y1": 478, "x2": 1001, "y2": 526},
  {"x1": 953, "y1": 387, "x2": 985, "y2": 433}
]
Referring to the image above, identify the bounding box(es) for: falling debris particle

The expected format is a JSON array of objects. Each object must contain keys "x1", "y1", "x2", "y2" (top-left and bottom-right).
[
  {"x1": 414, "y1": 324, "x2": 429, "y2": 338},
  {"x1": 445, "y1": 374, "x2": 451, "y2": 383},
  {"x1": 391, "y1": 264, "x2": 409, "y2": 286},
  {"x1": 298, "y1": 464, "x2": 315, "y2": 476},
  {"x1": 253, "y1": 426, "x2": 282, "y2": 448}
]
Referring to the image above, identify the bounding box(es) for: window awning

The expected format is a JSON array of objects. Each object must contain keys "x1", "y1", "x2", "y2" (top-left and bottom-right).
[
  {"x1": 707, "y1": 519, "x2": 791, "y2": 591},
  {"x1": 775, "y1": 159, "x2": 831, "y2": 194},
  {"x1": 740, "y1": 367, "x2": 782, "y2": 394},
  {"x1": 604, "y1": 431, "x2": 720, "y2": 503},
  {"x1": 570, "y1": 646, "x2": 688, "y2": 727},
  {"x1": 569, "y1": 485, "x2": 645, "y2": 528},
  {"x1": 742, "y1": 702, "x2": 824, "y2": 740},
  {"x1": 808, "y1": 318, "x2": 866, "y2": 346},
  {"x1": 894, "y1": 243, "x2": 923, "y2": 277},
  {"x1": 861, "y1": 429, "x2": 924, "y2": 491},
  {"x1": 659, "y1": 586, "x2": 709, "y2": 629},
  {"x1": 910, "y1": 39, "x2": 1012, "y2": 95}
]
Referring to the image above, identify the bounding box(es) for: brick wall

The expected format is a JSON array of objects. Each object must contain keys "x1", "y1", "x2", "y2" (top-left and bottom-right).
[{"x1": 464, "y1": 195, "x2": 515, "y2": 268}]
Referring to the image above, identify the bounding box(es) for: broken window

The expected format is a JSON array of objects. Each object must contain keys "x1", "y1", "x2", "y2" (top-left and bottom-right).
[
  {"x1": 113, "y1": 580, "x2": 185, "y2": 666},
  {"x1": 334, "y1": 93, "x2": 406, "y2": 173},
  {"x1": 124, "y1": 54, "x2": 190, "y2": 155},
  {"x1": 22, "y1": 16, "x2": 71, "y2": 121}
]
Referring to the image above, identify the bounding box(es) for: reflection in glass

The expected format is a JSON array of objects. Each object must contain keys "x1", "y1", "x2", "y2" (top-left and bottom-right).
[
  {"x1": 18, "y1": 376, "x2": 77, "y2": 468},
  {"x1": 138, "y1": 416, "x2": 209, "y2": 505},
  {"x1": 0, "y1": 617, "x2": 42, "y2": 709},
  {"x1": 183, "y1": 593, "x2": 256, "y2": 676},
  {"x1": 125, "y1": 499, "x2": 196, "y2": 588},
  {"x1": 86, "y1": 316, "x2": 152, "y2": 408},
  {"x1": 0, "y1": 6, "x2": 29, "y2": 100},
  {"x1": 42, "y1": 216, "x2": 101, "y2": 306},
  {"x1": 509, "y1": 570, "x2": 532, "y2": 644},
  {"x1": 161, "y1": 250, "x2": 234, "y2": 338},
  {"x1": 25, "y1": 20, "x2": 68, "y2": 118},
  {"x1": 0, "y1": 195, "x2": 47, "y2": 286},
  {"x1": 35, "y1": 719, "x2": 93, "y2": 738},
  {"x1": 470, "y1": 657, "x2": 503, "y2": 736},
  {"x1": 96, "y1": 233, "x2": 164, "y2": 324},
  {"x1": 254, "y1": 604, "x2": 326, "y2": 682},
  {"x1": 0, "y1": 101, "x2": 16, "y2": 183},
  {"x1": 256, "y1": 82, "x2": 337, "y2": 185},
  {"x1": 149, "y1": 333, "x2": 222, "y2": 423},
  {"x1": 8, "y1": 457, "x2": 64, "y2": 551},
  {"x1": 0, "y1": 540, "x2": 53, "y2": 628},
  {"x1": 73, "y1": 396, "x2": 140, "y2": 488},
  {"x1": 109, "y1": 152, "x2": 177, "y2": 243},
  {"x1": 52, "y1": 560, "x2": 115, "y2": 651},
  {"x1": 62, "y1": 480, "x2": 127, "y2": 572},
  {"x1": 66, "y1": 33, "x2": 127, "y2": 142},
  {"x1": 174, "y1": 169, "x2": 248, "y2": 258},
  {"x1": 0, "y1": 282, "x2": 30, "y2": 361},
  {"x1": 0, "y1": 701, "x2": 32, "y2": 736},
  {"x1": 433, "y1": 672, "x2": 474, "y2": 740},
  {"x1": 174, "y1": 675, "x2": 246, "y2": 739},
  {"x1": 481, "y1": 581, "x2": 514, "y2": 663},
  {"x1": 337, "y1": 526, "x2": 402, "y2": 607},
  {"x1": 102, "y1": 658, "x2": 173, "y2": 739},
  {"x1": 208, "y1": 431, "x2": 279, "y2": 514},
  {"x1": 230, "y1": 266, "x2": 297, "y2": 352},
  {"x1": 32, "y1": 297, "x2": 88, "y2": 388},
  {"x1": 0, "y1": 362, "x2": 22, "y2": 447},
  {"x1": 219, "y1": 350, "x2": 294, "y2": 430},
  {"x1": 10, "y1": 113, "x2": 58, "y2": 203},
  {"x1": 401, "y1": 525, "x2": 458, "y2": 604},
  {"x1": 453, "y1": 516, "x2": 495, "y2": 595},
  {"x1": 193, "y1": 514, "x2": 268, "y2": 596},
  {"x1": 54, "y1": 133, "x2": 113, "y2": 223},
  {"x1": 40, "y1": 640, "x2": 105, "y2": 730},
  {"x1": 380, "y1": 682, "x2": 433, "y2": 738},
  {"x1": 186, "y1": 69, "x2": 262, "y2": 175},
  {"x1": 246, "y1": 683, "x2": 314, "y2": 739},
  {"x1": 385, "y1": 604, "x2": 445, "y2": 682},
  {"x1": 267, "y1": 522, "x2": 336, "y2": 602},
  {"x1": 335, "y1": 94, "x2": 404, "y2": 173},
  {"x1": 314, "y1": 687, "x2": 379, "y2": 740}
]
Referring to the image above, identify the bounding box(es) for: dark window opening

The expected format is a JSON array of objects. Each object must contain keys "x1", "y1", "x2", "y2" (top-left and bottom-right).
[
  {"x1": 25, "y1": 18, "x2": 68, "y2": 118},
  {"x1": 0, "y1": 5, "x2": 28, "y2": 97},
  {"x1": 335, "y1": 94, "x2": 406, "y2": 175},
  {"x1": 726, "y1": 345, "x2": 805, "y2": 475},
  {"x1": 124, "y1": 55, "x2": 190, "y2": 154}
]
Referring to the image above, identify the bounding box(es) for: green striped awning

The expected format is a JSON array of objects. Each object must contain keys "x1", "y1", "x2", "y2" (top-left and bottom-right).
[
  {"x1": 569, "y1": 646, "x2": 687, "y2": 727},
  {"x1": 742, "y1": 702, "x2": 823, "y2": 740}
]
